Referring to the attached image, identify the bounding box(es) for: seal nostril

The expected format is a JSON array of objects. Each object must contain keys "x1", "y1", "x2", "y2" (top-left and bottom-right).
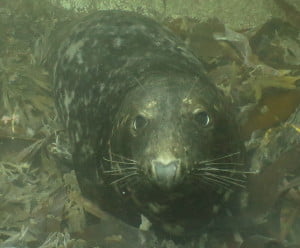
[{"x1": 151, "y1": 159, "x2": 181, "y2": 189}]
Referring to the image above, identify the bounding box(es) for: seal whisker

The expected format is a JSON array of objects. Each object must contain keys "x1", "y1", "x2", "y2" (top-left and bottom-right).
[
  {"x1": 195, "y1": 167, "x2": 255, "y2": 175},
  {"x1": 184, "y1": 78, "x2": 197, "y2": 100},
  {"x1": 104, "y1": 167, "x2": 137, "y2": 173},
  {"x1": 134, "y1": 77, "x2": 147, "y2": 93},
  {"x1": 198, "y1": 152, "x2": 241, "y2": 165},
  {"x1": 193, "y1": 173, "x2": 232, "y2": 190},
  {"x1": 203, "y1": 172, "x2": 246, "y2": 188},
  {"x1": 103, "y1": 168, "x2": 137, "y2": 175},
  {"x1": 109, "y1": 152, "x2": 137, "y2": 163},
  {"x1": 194, "y1": 170, "x2": 245, "y2": 188},
  {"x1": 103, "y1": 156, "x2": 137, "y2": 165},
  {"x1": 114, "y1": 177, "x2": 134, "y2": 188},
  {"x1": 205, "y1": 162, "x2": 244, "y2": 166},
  {"x1": 110, "y1": 172, "x2": 138, "y2": 185},
  {"x1": 205, "y1": 171, "x2": 246, "y2": 183}
]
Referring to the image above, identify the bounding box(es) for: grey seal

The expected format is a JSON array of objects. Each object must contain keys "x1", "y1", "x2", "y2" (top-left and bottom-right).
[{"x1": 52, "y1": 10, "x2": 245, "y2": 237}]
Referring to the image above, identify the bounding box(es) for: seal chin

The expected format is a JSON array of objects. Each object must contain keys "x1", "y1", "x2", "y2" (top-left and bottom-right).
[{"x1": 150, "y1": 158, "x2": 183, "y2": 190}]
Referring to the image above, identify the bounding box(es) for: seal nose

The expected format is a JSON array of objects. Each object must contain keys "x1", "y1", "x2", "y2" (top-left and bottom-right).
[{"x1": 151, "y1": 159, "x2": 181, "y2": 189}]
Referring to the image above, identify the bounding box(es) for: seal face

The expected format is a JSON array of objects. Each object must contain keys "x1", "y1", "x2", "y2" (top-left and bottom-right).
[{"x1": 53, "y1": 10, "x2": 245, "y2": 236}]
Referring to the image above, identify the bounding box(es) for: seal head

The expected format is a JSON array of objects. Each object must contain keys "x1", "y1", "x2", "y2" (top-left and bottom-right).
[
  {"x1": 106, "y1": 73, "x2": 244, "y2": 236},
  {"x1": 109, "y1": 74, "x2": 237, "y2": 190}
]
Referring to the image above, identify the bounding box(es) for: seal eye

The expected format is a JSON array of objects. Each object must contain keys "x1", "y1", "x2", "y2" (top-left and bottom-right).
[
  {"x1": 194, "y1": 110, "x2": 211, "y2": 127},
  {"x1": 133, "y1": 115, "x2": 148, "y2": 130}
]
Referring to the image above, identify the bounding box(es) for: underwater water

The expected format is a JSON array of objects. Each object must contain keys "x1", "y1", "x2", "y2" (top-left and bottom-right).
[{"x1": 0, "y1": 0, "x2": 299, "y2": 248}]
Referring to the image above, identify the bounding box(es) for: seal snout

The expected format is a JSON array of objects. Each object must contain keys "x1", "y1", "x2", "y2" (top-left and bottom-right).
[{"x1": 151, "y1": 158, "x2": 182, "y2": 189}]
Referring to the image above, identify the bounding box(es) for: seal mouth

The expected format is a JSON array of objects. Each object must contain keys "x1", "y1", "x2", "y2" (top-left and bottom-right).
[{"x1": 150, "y1": 158, "x2": 182, "y2": 190}]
